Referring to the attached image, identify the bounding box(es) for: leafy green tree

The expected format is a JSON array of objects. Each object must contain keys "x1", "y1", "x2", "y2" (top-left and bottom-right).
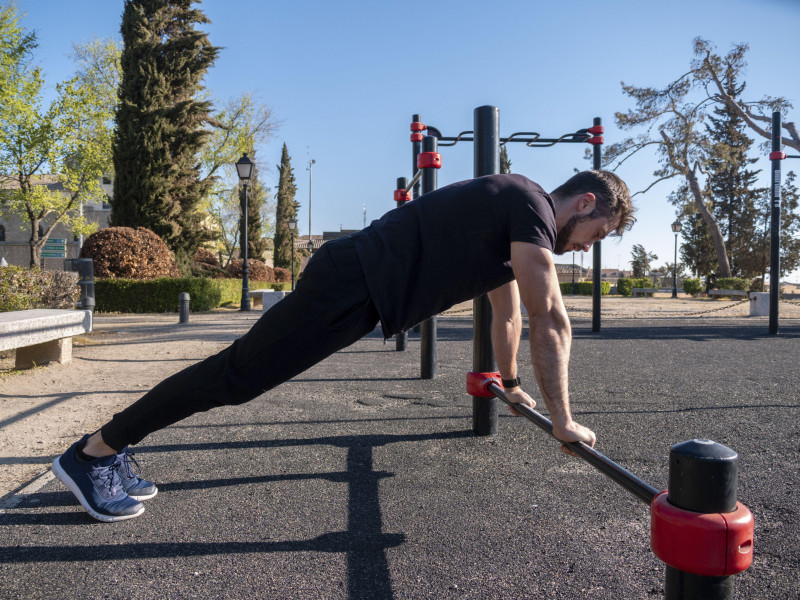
[
  {"x1": 630, "y1": 244, "x2": 658, "y2": 278},
  {"x1": 112, "y1": 0, "x2": 220, "y2": 274},
  {"x1": 0, "y1": 4, "x2": 108, "y2": 266},
  {"x1": 273, "y1": 144, "x2": 299, "y2": 269},
  {"x1": 679, "y1": 209, "x2": 717, "y2": 278}
]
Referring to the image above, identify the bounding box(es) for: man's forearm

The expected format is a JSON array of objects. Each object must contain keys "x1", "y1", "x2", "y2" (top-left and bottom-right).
[
  {"x1": 491, "y1": 311, "x2": 521, "y2": 382},
  {"x1": 528, "y1": 307, "x2": 573, "y2": 427}
]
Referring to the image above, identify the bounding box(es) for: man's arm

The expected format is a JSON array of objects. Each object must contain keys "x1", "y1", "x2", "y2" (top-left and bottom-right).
[{"x1": 509, "y1": 241, "x2": 596, "y2": 448}]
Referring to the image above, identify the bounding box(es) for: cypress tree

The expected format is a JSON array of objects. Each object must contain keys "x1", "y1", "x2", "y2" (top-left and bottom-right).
[
  {"x1": 273, "y1": 144, "x2": 299, "y2": 269},
  {"x1": 500, "y1": 146, "x2": 512, "y2": 174},
  {"x1": 238, "y1": 162, "x2": 269, "y2": 262},
  {"x1": 704, "y1": 64, "x2": 764, "y2": 278},
  {"x1": 112, "y1": 0, "x2": 219, "y2": 274}
]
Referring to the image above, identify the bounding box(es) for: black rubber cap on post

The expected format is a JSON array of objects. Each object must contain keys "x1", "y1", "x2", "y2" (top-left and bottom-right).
[{"x1": 668, "y1": 439, "x2": 738, "y2": 513}]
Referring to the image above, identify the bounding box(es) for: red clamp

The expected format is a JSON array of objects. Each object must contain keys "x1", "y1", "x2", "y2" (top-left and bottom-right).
[
  {"x1": 417, "y1": 152, "x2": 442, "y2": 169},
  {"x1": 411, "y1": 122, "x2": 426, "y2": 132},
  {"x1": 588, "y1": 125, "x2": 604, "y2": 135},
  {"x1": 466, "y1": 371, "x2": 502, "y2": 397},
  {"x1": 770, "y1": 151, "x2": 787, "y2": 161},
  {"x1": 394, "y1": 189, "x2": 411, "y2": 203},
  {"x1": 650, "y1": 491, "x2": 754, "y2": 577},
  {"x1": 588, "y1": 136, "x2": 604, "y2": 145},
  {"x1": 411, "y1": 132, "x2": 424, "y2": 142}
]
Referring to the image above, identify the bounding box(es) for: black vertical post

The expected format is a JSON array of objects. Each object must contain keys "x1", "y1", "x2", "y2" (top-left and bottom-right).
[
  {"x1": 769, "y1": 111, "x2": 781, "y2": 335},
  {"x1": 472, "y1": 105, "x2": 500, "y2": 436},
  {"x1": 664, "y1": 440, "x2": 739, "y2": 600},
  {"x1": 395, "y1": 176, "x2": 409, "y2": 351},
  {"x1": 591, "y1": 117, "x2": 602, "y2": 332},
  {"x1": 411, "y1": 114, "x2": 423, "y2": 336},
  {"x1": 420, "y1": 136, "x2": 438, "y2": 379},
  {"x1": 240, "y1": 182, "x2": 251, "y2": 311}
]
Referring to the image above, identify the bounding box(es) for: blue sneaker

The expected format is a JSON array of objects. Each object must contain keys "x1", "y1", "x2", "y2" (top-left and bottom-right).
[
  {"x1": 52, "y1": 435, "x2": 144, "y2": 522},
  {"x1": 117, "y1": 448, "x2": 158, "y2": 501}
]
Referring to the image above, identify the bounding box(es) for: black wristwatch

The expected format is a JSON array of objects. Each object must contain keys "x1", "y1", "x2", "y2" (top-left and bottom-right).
[{"x1": 501, "y1": 376, "x2": 521, "y2": 388}]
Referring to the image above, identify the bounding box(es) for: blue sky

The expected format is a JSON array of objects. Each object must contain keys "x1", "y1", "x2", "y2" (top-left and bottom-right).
[{"x1": 13, "y1": 0, "x2": 800, "y2": 280}]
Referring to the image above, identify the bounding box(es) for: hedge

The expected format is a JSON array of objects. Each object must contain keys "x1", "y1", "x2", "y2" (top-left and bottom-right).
[
  {"x1": 94, "y1": 278, "x2": 290, "y2": 313},
  {"x1": 716, "y1": 277, "x2": 750, "y2": 292},
  {"x1": 617, "y1": 277, "x2": 653, "y2": 297},
  {"x1": 559, "y1": 281, "x2": 611, "y2": 296},
  {"x1": 682, "y1": 278, "x2": 703, "y2": 295},
  {"x1": 0, "y1": 266, "x2": 80, "y2": 312}
]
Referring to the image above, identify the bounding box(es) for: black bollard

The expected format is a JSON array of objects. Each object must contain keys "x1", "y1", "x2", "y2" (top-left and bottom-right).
[
  {"x1": 179, "y1": 292, "x2": 190, "y2": 324},
  {"x1": 395, "y1": 176, "x2": 409, "y2": 352},
  {"x1": 655, "y1": 439, "x2": 753, "y2": 600}
]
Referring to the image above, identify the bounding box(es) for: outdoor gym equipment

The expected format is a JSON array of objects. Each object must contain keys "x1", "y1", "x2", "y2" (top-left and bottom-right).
[
  {"x1": 466, "y1": 371, "x2": 755, "y2": 600},
  {"x1": 768, "y1": 111, "x2": 800, "y2": 335}
]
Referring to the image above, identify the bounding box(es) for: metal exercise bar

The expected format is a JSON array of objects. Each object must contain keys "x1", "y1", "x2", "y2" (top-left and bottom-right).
[
  {"x1": 486, "y1": 381, "x2": 659, "y2": 504},
  {"x1": 426, "y1": 128, "x2": 591, "y2": 148}
]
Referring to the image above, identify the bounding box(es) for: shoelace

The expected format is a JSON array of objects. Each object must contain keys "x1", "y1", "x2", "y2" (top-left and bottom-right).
[
  {"x1": 91, "y1": 461, "x2": 123, "y2": 497},
  {"x1": 118, "y1": 450, "x2": 142, "y2": 480}
]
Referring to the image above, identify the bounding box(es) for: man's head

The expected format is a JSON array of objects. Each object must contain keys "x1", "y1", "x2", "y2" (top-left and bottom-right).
[{"x1": 550, "y1": 170, "x2": 635, "y2": 255}]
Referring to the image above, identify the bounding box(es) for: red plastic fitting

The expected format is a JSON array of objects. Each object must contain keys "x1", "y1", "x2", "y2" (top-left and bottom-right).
[
  {"x1": 588, "y1": 125, "x2": 604, "y2": 135},
  {"x1": 466, "y1": 371, "x2": 502, "y2": 397},
  {"x1": 650, "y1": 491, "x2": 754, "y2": 577},
  {"x1": 588, "y1": 136, "x2": 604, "y2": 145},
  {"x1": 417, "y1": 152, "x2": 442, "y2": 169},
  {"x1": 411, "y1": 122, "x2": 426, "y2": 132},
  {"x1": 411, "y1": 132, "x2": 424, "y2": 143},
  {"x1": 770, "y1": 151, "x2": 787, "y2": 161},
  {"x1": 394, "y1": 189, "x2": 411, "y2": 203}
]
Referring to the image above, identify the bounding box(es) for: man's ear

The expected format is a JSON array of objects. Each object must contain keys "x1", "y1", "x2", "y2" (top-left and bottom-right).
[{"x1": 578, "y1": 192, "x2": 596, "y2": 215}]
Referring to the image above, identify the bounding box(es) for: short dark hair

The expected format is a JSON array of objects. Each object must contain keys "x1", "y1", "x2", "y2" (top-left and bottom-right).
[{"x1": 551, "y1": 170, "x2": 635, "y2": 236}]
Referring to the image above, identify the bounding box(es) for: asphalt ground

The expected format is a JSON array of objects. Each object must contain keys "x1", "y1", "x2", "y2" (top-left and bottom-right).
[{"x1": 1, "y1": 313, "x2": 798, "y2": 599}]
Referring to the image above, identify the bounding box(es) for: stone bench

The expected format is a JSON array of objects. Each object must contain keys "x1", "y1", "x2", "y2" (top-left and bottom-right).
[
  {"x1": 709, "y1": 289, "x2": 748, "y2": 299},
  {"x1": 0, "y1": 309, "x2": 93, "y2": 369},
  {"x1": 249, "y1": 289, "x2": 288, "y2": 311},
  {"x1": 631, "y1": 288, "x2": 658, "y2": 297}
]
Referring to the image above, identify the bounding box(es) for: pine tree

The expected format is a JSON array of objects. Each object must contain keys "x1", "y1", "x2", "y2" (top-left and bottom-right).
[
  {"x1": 238, "y1": 162, "x2": 269, "y2": 262},
  {"x1": 112, "y1": 0, "x2": 219, "y2": 274},
  {"x1": 500, "y1": 146, "x2": 512, "y2": 174},
  {"x1": 273, "y1": 144, "x2": 299, "y2": 269},
  {"x1": 680, "y1": 211, "x2": 717, "y2": 277},
  {"x1": 630, "y1": 244, "x2": 658, "y2": 278},
  {"x1": 704, "y1": 64, "x2": 765, "y2": 278}
]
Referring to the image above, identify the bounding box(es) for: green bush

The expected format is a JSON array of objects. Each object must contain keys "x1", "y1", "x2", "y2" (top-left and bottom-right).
[
  {"x1": 0, "y1": 266, "x2": 80, "y2": 312},
  {"x1": 716, "y1": 277, "x2": 750, "y2": 291},
  {"x1": 94, "y1": 277, "x2": 289, "y2": 313},
  {"x1": 617, "y1": 277, "x2": 653, "y2": 297},
  {"x1": 682, "y1": 278, "x2": 703, "y2": 296},
  {"x1": 559, "y1": 281, "x2": 611, "y2": 296}
]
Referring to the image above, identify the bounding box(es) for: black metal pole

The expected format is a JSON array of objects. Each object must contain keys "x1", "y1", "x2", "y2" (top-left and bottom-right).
[
  {"x1": 420, "y1": 136, "x2": 438, "y2": 379},
  {"x1": 411, "y1": 115, "x2": 422, "y2": 336},
  {"x1": 664, "y1": 440, "x2": 739, "y2": 600},
  {"x1": 240, "y1": 182, "x2": 251, "y2": 311},
  {"x1": 472, "y1": 105, "x2": 500, "y2": 436},
  {"x1": 395, "y1": 176, "x2": 409, "y2": 352},
  {"x1": 591, "y1": 117, "x2": 602, "y2": 332},
  {"x1": 290, "y1": 230, "x2": 296, "y2": 291},
  {"x1": 571, "y1": 251, "x2": 576, "y2": 295},
  {"x1": 672, "y1": 232, "x2": 678, "y2": 298},
  {"x1": 487, "y1": 382, "x2": 659, "y2": 504},
  {"x1": 769, "y1": 111, "x2": 781, "y2": 335}
]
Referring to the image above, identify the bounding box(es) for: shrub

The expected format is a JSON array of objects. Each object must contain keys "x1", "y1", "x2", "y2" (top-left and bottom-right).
[
  {"x1": 716, "y1": 277, "x2": 750, "y2": 291},
  {"x1": 94, "y1": 277, "x2": 280, "y2": 312},
  {"x1": 559, "y1": 281, "x2": 611, "y2": 295},
  {"x1": 273, "y1": 266, "x2": 292, "y2": 283},
  {"x1": 226, "y1": 258, "x2": 274, "y2": 282},
  {"x1": 0, "y1": 266, "x2": 79, "y2": 311},
  {"x1": 191, "y1": 247, "x2": 226, "y2": 278},
  {"x1": 617, "y1": 277, "x2": 632, "y2": 297},
  {"x1": 80, "y1": 227, "x2": 180, "y2": 279},
  {"x1": 682, "y1": 278, "x2": 703, "y2": 296},
  {"x1": 749, "y1": 278, "x2": 764, "y2": 292}
]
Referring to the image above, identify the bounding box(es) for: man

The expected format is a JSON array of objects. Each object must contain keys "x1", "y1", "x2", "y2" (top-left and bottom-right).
[{"x1": 53, "y1": 170, "x2": 634, "y2": 522}]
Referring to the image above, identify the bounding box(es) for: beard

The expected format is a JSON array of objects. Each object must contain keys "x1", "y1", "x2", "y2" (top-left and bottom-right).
[{"x1": 553, "y1": 213, "x2": 584, "y2": 255}]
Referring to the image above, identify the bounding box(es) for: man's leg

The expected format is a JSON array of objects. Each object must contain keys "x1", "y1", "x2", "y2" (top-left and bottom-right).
[{"x1": 54, "y1": 238, "x2": 380, "y2": 520}]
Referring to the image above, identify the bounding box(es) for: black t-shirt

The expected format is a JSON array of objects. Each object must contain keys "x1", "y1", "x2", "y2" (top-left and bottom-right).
[{"x1": 351, "y1": 174, "x2": 557, "y2": 337}]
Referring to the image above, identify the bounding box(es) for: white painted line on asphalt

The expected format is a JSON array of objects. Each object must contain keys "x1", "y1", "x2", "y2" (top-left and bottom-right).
[{"x1": 0, "y1": 470, "x2": 56, "y2": 512}]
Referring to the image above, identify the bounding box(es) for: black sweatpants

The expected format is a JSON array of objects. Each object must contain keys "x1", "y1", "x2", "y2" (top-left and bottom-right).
[{"x1": 101, "y1": 237, "x2": 381, "y2": 451}]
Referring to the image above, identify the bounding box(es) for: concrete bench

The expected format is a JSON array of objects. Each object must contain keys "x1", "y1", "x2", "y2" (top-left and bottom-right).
[
  {"x1": 631, "y1": 288, "x2": 658, "y2": 297},
  {"x1": 249, "y1": 289, "x2": 288, "y2": 311},
  {"x1": 709, "y1": 289, "x2": 748, "y2": 299},
  {"x1": 0, "y1": 309, "x2": 92, "y2": 369}
]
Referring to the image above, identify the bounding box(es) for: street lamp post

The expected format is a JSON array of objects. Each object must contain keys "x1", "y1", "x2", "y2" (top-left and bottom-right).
[
  {"x1": 307, "y1": 158, "x2": 315, "y2": 239},
  {"x1": 671, "y1": 219, "x2": 682, "y2": 298},
  {"x1": 288, "y1": 218, "x2": 297, "y2": 291},
  {"x1": 236, "y1": 153, "x2": 255, "y2": 311}
]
